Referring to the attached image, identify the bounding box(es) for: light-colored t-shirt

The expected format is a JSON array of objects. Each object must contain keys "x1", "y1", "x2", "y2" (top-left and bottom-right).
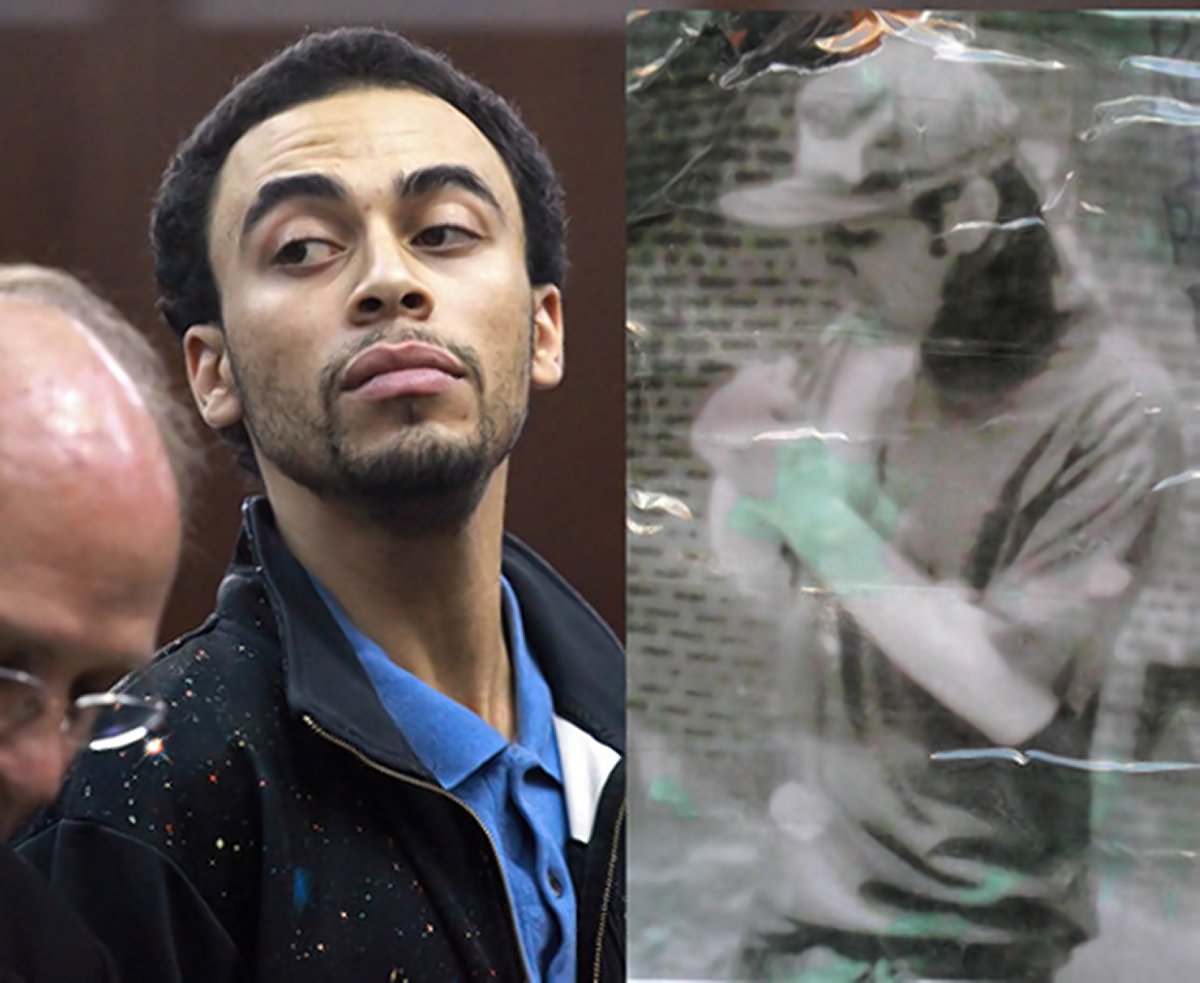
[{"x1": 704, "y1": 318, "x2": 1180, "y2": 953}]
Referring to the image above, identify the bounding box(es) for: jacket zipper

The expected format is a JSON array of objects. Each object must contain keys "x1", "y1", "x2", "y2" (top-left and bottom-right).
[
  {"x1": 591, "y1": 798, "x2": 626, "y2": 983},
  {"x1": 301, "y1": 713, "x2": 531, "y2": 983}
]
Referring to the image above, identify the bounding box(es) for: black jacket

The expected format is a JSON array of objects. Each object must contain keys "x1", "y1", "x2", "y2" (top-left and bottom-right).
[
  {"x1": 19, "y1": 498, "x2": 625, "y2": 982},
  {"x1": 0, "y1": 844, "x2": 118, "y2": 983}
]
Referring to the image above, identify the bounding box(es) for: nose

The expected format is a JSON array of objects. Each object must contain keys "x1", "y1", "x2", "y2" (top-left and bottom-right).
[
  {"x1": 348, "y1": 221, "x2": 434, "y2": 327},
  {"x1": 0, "y1": 723, "x2": 77, "y2": 827}
]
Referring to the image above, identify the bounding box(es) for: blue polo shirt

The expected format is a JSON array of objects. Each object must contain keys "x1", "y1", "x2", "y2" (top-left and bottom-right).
[{"x1": 309, "y1": 573, "x2": 576, "y2": 982}]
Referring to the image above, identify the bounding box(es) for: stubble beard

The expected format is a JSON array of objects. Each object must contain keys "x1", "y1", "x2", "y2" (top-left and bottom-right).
[
  {"x1": 233, "y1": 321, "x2": 533, "y2": 536},
  {"x1": 320, "y1": 392, "x2": 527, "y2": 533}
]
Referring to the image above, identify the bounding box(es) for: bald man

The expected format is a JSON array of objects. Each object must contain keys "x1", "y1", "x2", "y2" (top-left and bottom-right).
[{"x1": 0, "y1": 291, "x2": 182, "y2": 982}]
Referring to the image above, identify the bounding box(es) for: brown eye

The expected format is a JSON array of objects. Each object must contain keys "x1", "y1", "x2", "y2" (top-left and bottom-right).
[
  {"x1": 272, "y1": 239, "x2": 341, "y2": 267},
  {"x1": 412, "y1": 225, "x2": 479, "y2": 250}
]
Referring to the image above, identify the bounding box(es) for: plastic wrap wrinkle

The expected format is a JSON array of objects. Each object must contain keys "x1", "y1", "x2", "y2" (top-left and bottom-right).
[
  {"x1": 627, "y1": 142, "x2": 718, "y2": 227},
  {"x1": 931, "y1": 747, "x2": 1200, "y2": 773},
  {"x1": 748, "y1": 427, "x2": 850, "y2": 445},
  {"x1": 627, "y1": 33, "x2": 695, "y2": 93},
  {"x1": 624, "y1": 9, "x2": 708, "y2": 94},
  {"x1": 627, "y1": 518, "x2": 663, "y2": 537},
  {"x1": 925, "y1": 40, "x2": 1068, "y2": 72},
  {"x1": 1125, "y1": 54, "x2": 1200, "y2": 83},
  {"x1": 1091, "y1": 10, "x2": 1200, "y2": 21},
  {"x1": 1152, "y1": 468, "x2": 1200, "y2": 492},
  {"x1": 629, "y1": 488, "x2": 694, "y2": 521},
  {"x1": 1083, "y1": 94, "x2": 1200, "y2": 141}
]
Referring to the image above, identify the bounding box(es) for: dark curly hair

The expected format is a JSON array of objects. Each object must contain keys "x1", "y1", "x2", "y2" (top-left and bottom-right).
[
  {"x1": 150, "y1": 27, "x2": 568, "y2": 473},
  {"x1": 918, "y1": 160, "x2": 1070, "y2": 398}
]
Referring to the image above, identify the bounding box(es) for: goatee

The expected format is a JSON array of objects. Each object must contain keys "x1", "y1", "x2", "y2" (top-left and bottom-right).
[{"x1": 320, "y1": 408, "x2": 523, "y2": 535}]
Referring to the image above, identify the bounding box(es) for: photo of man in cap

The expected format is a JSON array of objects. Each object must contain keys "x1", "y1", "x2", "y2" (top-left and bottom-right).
[{"x1": 692, "y1": 37, "x2": 1181, "y2": 980}]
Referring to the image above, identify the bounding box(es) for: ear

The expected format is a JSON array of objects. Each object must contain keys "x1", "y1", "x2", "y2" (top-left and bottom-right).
[
  {"x1": 942, "y1": 175, "x2": 1001, "y2": 257},
  {"x1": 529, "y1": 284, "x2": 564, "y2": 391},
  {"x1": 183, "y1": 324, "x2": 244, "y2": 429}
]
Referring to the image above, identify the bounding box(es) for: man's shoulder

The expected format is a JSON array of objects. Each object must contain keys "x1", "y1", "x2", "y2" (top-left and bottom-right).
[
  {"x1": 1011, "y1": 322, "x2": 1181, "y2": 470},
  {"x1": 141, "y1": 613, "x2": 281, "y2": 699},
  {"x1": 25, "y1": 615, "x2": 288, "y2": 849},
  {"x1": 1035, "y1": 323, "x2": 1174, "y2": 413}
]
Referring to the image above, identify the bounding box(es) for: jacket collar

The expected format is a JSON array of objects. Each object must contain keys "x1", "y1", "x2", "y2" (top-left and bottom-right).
[{"x1": 218, "y1": 497, "x2": 625, "y2": 776}]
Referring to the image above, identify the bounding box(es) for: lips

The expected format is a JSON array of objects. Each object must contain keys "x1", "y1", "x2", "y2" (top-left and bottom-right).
[{"x1": 341, "y1": 342, "x2": 467, "y2": 393}]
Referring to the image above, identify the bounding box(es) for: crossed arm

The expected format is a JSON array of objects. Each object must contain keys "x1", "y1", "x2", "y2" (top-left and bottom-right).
[
  {"x1": 720, "y1": 452, "x2": 1062, "y2": 746},
  {"x1": 696, "y1": 359, "x2": 1165, "y2": 747}
]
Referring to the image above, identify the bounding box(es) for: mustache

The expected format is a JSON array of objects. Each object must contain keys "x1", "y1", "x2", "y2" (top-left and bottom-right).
[
  {"x1": 826, "y1": 253, "x2": 858, "y2": 276},
  {"x1": 320, "y1": 327, "x2": 485, "y2": 409},
  {"x1": 823, "y1": 225, "x2": 883, "y2": 251}
]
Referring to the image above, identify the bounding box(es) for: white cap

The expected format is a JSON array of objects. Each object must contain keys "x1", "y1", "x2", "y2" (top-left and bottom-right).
[{"x1": 719, "y1": 38, "x2": 1021, "y2": 228}]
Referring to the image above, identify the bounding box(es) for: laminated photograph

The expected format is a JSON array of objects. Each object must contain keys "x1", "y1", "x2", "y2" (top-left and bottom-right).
[{"x1": 627, "y1": 10, "x2": 1200, "y2": 981}]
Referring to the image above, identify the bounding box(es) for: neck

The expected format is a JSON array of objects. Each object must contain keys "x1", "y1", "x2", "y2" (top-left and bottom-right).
[{"x1": 262, "y1": 462, "x2": 515, "y2": 738}]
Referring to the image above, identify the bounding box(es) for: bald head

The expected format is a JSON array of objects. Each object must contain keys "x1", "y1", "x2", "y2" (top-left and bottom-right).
[
  {"x1": 0, "y1": 297, "x2": 181, "y2": 574},
  {"x1": 0, "y1": 296, "x2": 181, "y2": 837}
]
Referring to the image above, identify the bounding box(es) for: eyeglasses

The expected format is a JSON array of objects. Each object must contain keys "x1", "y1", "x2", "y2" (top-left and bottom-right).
[{"x1": 0, "y1": 667, "x2": 167, "y2": 752}]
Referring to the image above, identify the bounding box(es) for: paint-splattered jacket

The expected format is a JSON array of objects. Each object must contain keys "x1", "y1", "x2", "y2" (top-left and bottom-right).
[
  {"x1": 18, "y1": 497, "x2": 626, "y2": 982},
  {"x1": 0, "y1": 844, "x2": 118, "y2": 983}
]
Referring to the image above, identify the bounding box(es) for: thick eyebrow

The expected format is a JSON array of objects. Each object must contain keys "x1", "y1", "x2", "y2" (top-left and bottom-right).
[
  {"x1": 396, "y1": 165, "x2": 504, "y2": 219},
  {"x1": 240, "y1": 173, "x2": 349, "y2": 241}
]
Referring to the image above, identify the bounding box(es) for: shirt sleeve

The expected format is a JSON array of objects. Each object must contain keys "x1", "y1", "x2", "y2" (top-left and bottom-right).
[{"x1": 979, "y1": 378, "x2": 1182, "y2": 713}]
